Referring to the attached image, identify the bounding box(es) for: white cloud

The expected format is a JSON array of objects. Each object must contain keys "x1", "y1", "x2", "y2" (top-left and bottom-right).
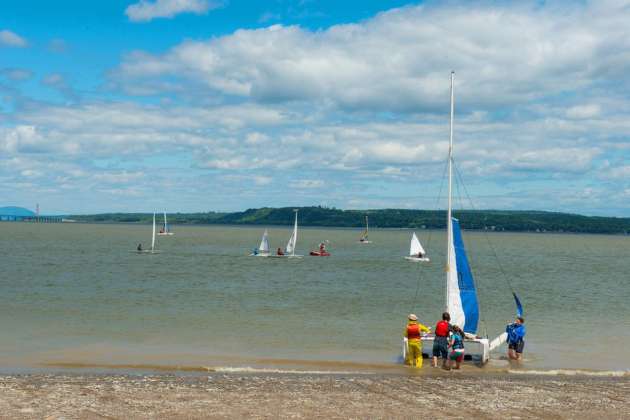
[
  {"x1": 566, "y1": 104, "x2": 601, "y2": 119},
  {"x1": 114, "y1": 2, "x2": 630, "y2": 113},
  {"x1": 125, "y1": 0, "x2": 222, "y2": 22},
  {"x1": 0, "y1": 68, "x2": 32, "y2": 81},
  {"x1": 0, "y1": 30, "x2": 27, "y2": 48}
]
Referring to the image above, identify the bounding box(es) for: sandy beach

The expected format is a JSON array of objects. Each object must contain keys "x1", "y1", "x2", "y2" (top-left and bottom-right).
[{"x1": 0, "y1": 371, "x2": 628, "y2": 419}]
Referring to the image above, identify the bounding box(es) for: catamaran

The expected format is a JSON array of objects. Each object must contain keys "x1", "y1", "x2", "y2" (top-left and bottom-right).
[
  {"x1": 402, "y1": 72, "x2": 519, "y2": 364},
  {"x1": 404, "y1": 232, "x2": 430, "y2": 262},
  {"x1": 157, "y1": 211, "x2": 174, "y2": 236},
  {"x1": 271, "y1": 209, "x2": 303, "y2": 258},
  {"x1": 358, "y1": 215, "x2": 372, "y2": 243},
  {"x1": 250, "y1": 229, "x2": 271, "y2": 257}
]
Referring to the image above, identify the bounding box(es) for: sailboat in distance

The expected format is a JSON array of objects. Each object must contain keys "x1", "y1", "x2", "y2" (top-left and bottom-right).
[
  {"x1": 404, "y1": 232, "x2": 430, "y2": 262},
  {"x1": 157, "y1": 211, "x2": 174, "y2": 236},
  {"x1": 136, "y1": 212, "x2": 160, "y2": 254},
  {"x1": 250, "y1": 229, "x2": 271, "y2": 257},
  {"x1": 270, "y1": 209, "x2": 303, "y2": 258},
  {"x1": 358, "y1": 215, "x2": 372, "y2": 244}
]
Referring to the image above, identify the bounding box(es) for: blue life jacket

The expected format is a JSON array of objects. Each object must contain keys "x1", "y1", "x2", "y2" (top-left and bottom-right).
[{"x1": 506, "y1": 323, "x2": 526, "y2": 344}]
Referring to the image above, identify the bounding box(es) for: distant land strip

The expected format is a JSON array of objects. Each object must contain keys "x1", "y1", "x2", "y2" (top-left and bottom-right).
[{"x1": 67, "y1": 207, "x2": 630, "y2": 235}]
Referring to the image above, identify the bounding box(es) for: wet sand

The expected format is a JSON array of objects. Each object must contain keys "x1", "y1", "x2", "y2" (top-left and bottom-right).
[{"x1": 0, "y1": 372, "x2": 628, "y2": 419}]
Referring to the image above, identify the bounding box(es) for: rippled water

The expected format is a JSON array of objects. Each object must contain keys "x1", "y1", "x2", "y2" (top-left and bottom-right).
[{"x1": 1, "y1": 222, "x2": 629, "y2": 372}]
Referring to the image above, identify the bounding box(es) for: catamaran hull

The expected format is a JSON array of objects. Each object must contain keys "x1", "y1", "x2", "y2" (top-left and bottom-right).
[
  {"x1": 404, "y1": 256, "x2": 430, "y2": 262},
  {"x1": 415, "y1": 336, "x2": 489, "y2": 365}
]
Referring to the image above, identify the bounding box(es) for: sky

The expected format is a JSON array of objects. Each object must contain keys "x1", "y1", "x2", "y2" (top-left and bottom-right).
[{"x1": 1, "y1": 0, "x2": 629, "y2": 216}]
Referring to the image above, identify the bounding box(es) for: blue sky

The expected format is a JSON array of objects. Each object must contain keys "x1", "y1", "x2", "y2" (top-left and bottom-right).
[{"x1": 1, "y1": 0, "x2": 629, "y2": 216}]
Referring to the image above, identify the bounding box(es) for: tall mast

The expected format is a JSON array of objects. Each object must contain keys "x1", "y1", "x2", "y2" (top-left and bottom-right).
[
  {"x1": 292, "y1": 209, "x2": 298, "y2": 257},
  {"x1": 446, "y1": 71, "x2": 455, "y2": 311}
]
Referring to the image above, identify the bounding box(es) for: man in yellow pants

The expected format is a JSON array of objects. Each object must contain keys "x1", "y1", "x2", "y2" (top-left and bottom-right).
[{"x1": 404, "y1": 314, "x2": 431, "y2": 367}]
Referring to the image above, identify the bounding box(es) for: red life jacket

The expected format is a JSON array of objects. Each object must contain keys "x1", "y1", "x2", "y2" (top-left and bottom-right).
[
  {"x1": 407, "y1": 323, "x2": 421, "y2": 340},
  {"x1": 435, "y1": 320, "x2": 450, "y2": 337}
]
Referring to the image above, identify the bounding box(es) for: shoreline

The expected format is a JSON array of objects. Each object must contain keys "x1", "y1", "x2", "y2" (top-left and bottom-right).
[{"x1": 0, "y1": 371, "x2": 628, "y2": 418}]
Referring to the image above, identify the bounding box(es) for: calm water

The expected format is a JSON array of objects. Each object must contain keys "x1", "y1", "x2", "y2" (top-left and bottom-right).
[{"x1": 1, "y1": 222, "x2": 629, "y2": 373}]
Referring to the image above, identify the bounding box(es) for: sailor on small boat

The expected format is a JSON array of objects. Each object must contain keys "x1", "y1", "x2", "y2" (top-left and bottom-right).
[
  {"x1": 277, "y1": 247, "x2": 284, "y2": 256},
  {"x1": 137, "y1": 243, "x2": 142, "y2": 251},
  {"x1": 404, "y1": 314, "x2": 431, "y2": 368}
]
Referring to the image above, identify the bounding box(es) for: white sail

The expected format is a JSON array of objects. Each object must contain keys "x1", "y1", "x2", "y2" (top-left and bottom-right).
[
  {"x1": 163, "y1": 211, "x2": 168, "y2": 233},
  {"x1": 259, "y1": 229, "x2": 270, "y2": 253},
  {"x1": 409, "y1": 232, "x2": 425, "y2": 257},
  {"x1": 285, "y1": 211, "x2": 298, "y2": 255},
  {"x1": 151, "y1": 212, "x2": 156, "y2": 251}
]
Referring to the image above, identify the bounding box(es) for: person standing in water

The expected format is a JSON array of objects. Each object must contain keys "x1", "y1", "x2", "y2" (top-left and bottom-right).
[
  {"x1": 404, "y1": 314, "x2": 431, "y2": 368},
  {"x1": 432, "y1": 312, "x2": 451, "y2": 368},
  {"x1": 506, "y1": 316, "x2": 526, "y2": 361},
  {"x1": 447, "y1": 325, "x2": 465, "y2": 370}
]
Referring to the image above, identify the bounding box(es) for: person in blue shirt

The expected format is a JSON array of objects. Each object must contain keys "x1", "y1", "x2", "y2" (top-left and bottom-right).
[
  {"x1": 506, "y1": 316, "x2": 526, "y2": 361},
  {"x1": 447, "y1": 325, "x2": 465, "y2": 370}
]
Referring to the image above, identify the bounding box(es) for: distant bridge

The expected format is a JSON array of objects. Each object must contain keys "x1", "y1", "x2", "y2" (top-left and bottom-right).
[{"x1": 0, "y1": 214, "x2": 63, "y2": 223}]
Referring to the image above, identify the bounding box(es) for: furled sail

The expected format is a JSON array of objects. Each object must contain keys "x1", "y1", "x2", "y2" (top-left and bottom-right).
[
  {"x1": 446, "y1": 217, "x2": 479, "y2": 334},
  {"x1": 151, "y1": 212, "x2": 156, "y2": 251}
]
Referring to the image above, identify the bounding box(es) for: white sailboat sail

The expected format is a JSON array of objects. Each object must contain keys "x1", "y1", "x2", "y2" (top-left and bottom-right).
[
  {"x1": 259, "y1": 229, "x2": 270, "y2": 254},
  {"x1": 285, "y1": 211, "x2": 298, "y2": 255},
  {"x1": 163, "y1": 211, "x2": 168, "y2": 233},
  {"x1": 151, "y1": 212, "x2": 156, "y2": 251},
  {"x1": 409, "y1": 232, "x2": 425, "y2": 257},
  {"x1": 359, "y1": 215, "x2": 371, "y2": 243}
]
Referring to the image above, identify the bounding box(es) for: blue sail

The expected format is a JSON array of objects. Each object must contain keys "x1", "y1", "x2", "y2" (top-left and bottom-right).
[
  {"x1": 513, "y1": 292, "x2": 523, "y2": 318},
  {"x1": 452, "y1": 218, "x2": 480, "y2": 334}
]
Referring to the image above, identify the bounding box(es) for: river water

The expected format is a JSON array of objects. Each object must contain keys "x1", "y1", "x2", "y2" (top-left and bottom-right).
[{"x1": 1, "y1": 222, "x2": 628, "y2": 374}]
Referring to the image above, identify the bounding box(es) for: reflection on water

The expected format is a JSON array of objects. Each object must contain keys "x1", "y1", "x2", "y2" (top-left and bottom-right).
[{"x1": 1, "y1": 222, "x2": 629, "y2": 372}]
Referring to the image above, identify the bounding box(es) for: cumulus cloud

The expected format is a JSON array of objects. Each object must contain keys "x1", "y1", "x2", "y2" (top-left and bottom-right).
[
  {"x1": 125, "y1": 0, "x2": 222, "y2": 22},
  {"x1": 114, "y1": 2, "x2": 630, "y2": 113},
  {"x1": 0, "y1": 30, "x2": 28, "y2": 48}
]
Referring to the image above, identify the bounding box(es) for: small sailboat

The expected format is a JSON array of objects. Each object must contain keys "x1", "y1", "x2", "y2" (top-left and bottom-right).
[
  {"x1": 358, "y1": 215, "x2": 372, "y2": 244},
  {"x1": 309, "y1": 241, "x2": 331, "y2": 256},
  {"x1": 404, "y1": 232, "x2": 430, "y2": 262},
  {"x1": 250, "y1": 229, "x2": 271, "y2": 257},
  {"x1": 157, "y1": 211, "x2": 174, "y2": 236},
  {"x1": 136, "y1": 212, "x2": 160, "y2": 254},
  {"x1": 271, "y1": 209, "x2": 303, "y2": 258}
]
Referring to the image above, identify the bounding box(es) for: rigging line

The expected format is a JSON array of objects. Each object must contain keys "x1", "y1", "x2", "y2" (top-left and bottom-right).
[
  {"x1": 407, "y1": 157, "x2": 449, "y2": 315},
  {"x1": 452, "y1": 161, "x2": 516, "y2": 294}
]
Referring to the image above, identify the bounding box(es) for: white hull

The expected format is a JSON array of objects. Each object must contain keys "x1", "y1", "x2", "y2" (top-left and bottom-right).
[
  {"x1": 358, "y1": 240, "x2": 372, "y2": 244},
  {"x1": 269, "y1": 254, "x2": 304, "y2": 259},
  {"x1": 417, "y1": 335, "x2": 489, "y2": 364},
  {"x1": 157, "y1": 232, "x2": 174, "y2": 236},
  {"x1": 250, "y1": 252, "x2": 270, "y2": 257},
  {"x1": 404, "y1": 256, "x2": 430, "y2": 262}
]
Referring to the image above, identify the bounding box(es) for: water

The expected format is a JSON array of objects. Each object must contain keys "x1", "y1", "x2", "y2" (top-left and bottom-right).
[{"x1": 1, "y1": 222, "x2": 629, "y2": 373}]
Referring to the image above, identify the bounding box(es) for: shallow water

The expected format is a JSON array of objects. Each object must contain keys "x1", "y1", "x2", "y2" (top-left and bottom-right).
[{"x1": 1, "y1": 222, "x2": 629, "y2": 373}]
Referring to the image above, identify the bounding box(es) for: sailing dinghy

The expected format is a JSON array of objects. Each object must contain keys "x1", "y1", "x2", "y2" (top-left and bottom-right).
[
  {"x1": 404, "y1": 232, "x2": 430, "y2": 262},
  {"x1": 137, "y1": 212, "x2": 160, "y2": 254},
  {"x1": 250, "y1": 229, "x2": 271, "y2": 257},
  {"x1": 157, "y1": 211, "x2": 174, "y2": 236},
  {"x1": 358, "y1": 215, "x2": 372, "y2": 243},
  {"x1": 270, "y1": 209, "x2": 303, "y2": 258}
]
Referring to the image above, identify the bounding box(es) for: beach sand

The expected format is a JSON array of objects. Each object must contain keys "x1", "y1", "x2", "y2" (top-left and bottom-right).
[{"x1": 0, "y1": 371, "x2": 628, "y2": 419}]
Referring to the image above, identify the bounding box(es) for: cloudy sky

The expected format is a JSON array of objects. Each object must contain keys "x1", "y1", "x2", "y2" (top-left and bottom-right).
[{"x1": 1, "y1": 0, "x2": 629, "y2": 216}]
